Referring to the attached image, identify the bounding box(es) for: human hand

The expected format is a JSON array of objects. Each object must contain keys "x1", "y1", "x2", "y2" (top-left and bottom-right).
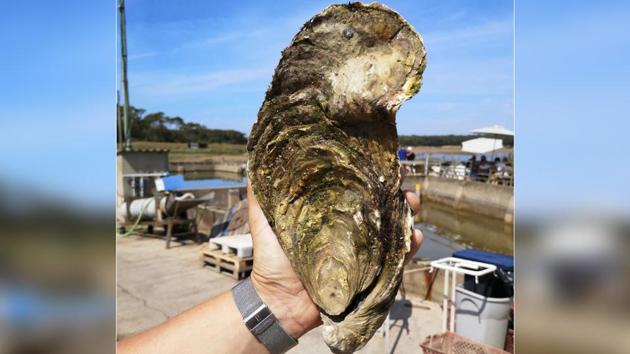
[
  {"x1": 247, "y1": 180, "x2": 423, "y2": 339},
  {"x1": 247, "y1": 181, "x2": 321, "y2": 339}
]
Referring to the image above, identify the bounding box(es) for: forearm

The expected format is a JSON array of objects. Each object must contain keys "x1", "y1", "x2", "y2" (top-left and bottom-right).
[{"x1": 117, "y1": 291, "x2": 268, "y2": 354}]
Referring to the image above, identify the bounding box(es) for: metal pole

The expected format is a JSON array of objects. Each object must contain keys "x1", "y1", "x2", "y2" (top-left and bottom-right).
[
  {"x1": 442, "y1": 269, "x2": 449, "y2": 332},
  {"x1": 116, "y1": 90, "x2": 123, "y2": 146},
  {"x1": 424, "y1": 153, "x2": 430, "y2": 176},
  {"x1": 119, "y1": 0, "x2": 131, "y2": 150},
  {"x1": 490, "y1": 134, "x2": 498, "y2": 162},
  {"x1": 450, "y1": 269, "x2": 457, "y2": 332},
  {"x1": 383, "y1": 311, "x2": 390, "y2": 353}
]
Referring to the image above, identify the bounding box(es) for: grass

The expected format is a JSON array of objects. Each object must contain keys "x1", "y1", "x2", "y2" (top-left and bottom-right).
[{"x1": 130, "y1": 141, "x2": 247, "y2": 162}]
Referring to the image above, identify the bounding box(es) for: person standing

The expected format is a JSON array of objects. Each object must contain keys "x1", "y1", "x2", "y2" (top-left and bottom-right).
[
  {"x1": 467, "y1": 155, "x2": 479, "y2": 179},
  {"x1": 494, "y1": 157, "x2": 506, "y2": 171},
  {"x1": 397, "y1": 144, "x2": 407, "y2": 161},
  {"x1": 406, "y1": 146, "x2": 416, "y2": 161},
  {"x1": 478, "y1": 155, "x2": 490, "y2": 182}
]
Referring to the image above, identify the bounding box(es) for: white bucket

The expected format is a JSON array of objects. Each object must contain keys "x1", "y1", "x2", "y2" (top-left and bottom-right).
[{"x1": 455, "y1": 285, "x2": 511, "y2": 349}]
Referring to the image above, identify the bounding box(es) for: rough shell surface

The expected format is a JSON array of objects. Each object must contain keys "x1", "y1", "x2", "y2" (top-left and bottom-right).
[{"x1": 247, "y1": 3, "x2": 426, "y2": 353}]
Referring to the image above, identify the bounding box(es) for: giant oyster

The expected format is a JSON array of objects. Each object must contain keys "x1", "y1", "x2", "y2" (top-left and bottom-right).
[{"x1": 247, "y1": 2, "x2": 426, "y2": 353}]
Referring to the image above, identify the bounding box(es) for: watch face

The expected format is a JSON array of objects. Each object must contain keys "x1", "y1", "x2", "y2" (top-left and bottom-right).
[{"x1": 244, "y1": 304, "x2": 273, "y2": 334}]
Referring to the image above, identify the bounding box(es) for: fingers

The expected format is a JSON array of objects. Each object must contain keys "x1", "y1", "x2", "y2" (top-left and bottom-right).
[
  {"x1": 246, "y1": 180, "x2": 261, "y2": 218},
  {"x1": 404, "y1": 228, "x2": 424, "y2": 265},
  {"x1": 403, "y1": 190, "x2": 420, "y2": 216},
  {"x1": 249, "y1": 179, "x2": 423, "y2": 266},
  {"x1": 402, "y1": 186, "x2": 422, "y2": 264},
  {"x1": 247, "y1": 180, "x2": 272, "y2": 235},
  {"x1": 246, "y1": 179, "x2": 260, "y2": 211},
  {"x1": 399, "y1": 165, "x2": 407, "y2": 182}
]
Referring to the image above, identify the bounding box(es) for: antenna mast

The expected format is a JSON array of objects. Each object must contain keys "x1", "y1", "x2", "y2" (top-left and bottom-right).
[{"x1": 119, "y1": 0, "x2": 131, "y2": 150}]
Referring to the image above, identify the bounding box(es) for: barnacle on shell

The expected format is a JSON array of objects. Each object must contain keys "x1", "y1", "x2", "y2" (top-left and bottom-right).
[{"x1": 247, "y1": 2, "x2": 426, "y2": 353}]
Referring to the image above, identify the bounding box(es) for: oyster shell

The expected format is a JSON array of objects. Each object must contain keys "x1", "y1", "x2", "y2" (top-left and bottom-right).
[{"x1": 247, "y1": 2, "x2": 425, "y2": 353}]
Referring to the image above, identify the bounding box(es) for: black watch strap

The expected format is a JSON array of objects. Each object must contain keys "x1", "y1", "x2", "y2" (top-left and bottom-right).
[{"x1": 231, "y1": 277, "x2": 298, "y2": 354}]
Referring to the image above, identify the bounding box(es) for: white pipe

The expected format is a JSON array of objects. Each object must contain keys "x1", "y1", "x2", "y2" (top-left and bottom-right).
[
  {"x1": 450, "y1": 268, "x2": 457, "y2": 332},
  {"x1": 117, "y1": 197, "x2": 165, "y2": 221},
  {"x1": 139, "y1": 177, "x2": 145, "y2": 197},
  {"x1": 442, "y1": 270, "x2": 449, "y2": 332},
  {"x1": 430, "y1": 256, "x2": 499, "y2": 333},
  {"x1": 383, "y1": 311, "x2": 390, "y2": 353},
  {"x1": 430, "y1": 257, "x2": 497, "y2": 278}
]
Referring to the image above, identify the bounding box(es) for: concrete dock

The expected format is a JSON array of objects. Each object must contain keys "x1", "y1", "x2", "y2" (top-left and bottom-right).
[
  {"x1": 117, "y1": 236, "x2": 442, "y2": 353},
  {"x1": 403, "y1": 175, "x2": 514, "y2": 223}
]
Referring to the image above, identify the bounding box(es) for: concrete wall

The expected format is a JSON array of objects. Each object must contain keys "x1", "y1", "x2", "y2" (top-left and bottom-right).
[
  {"x1": 119, "y1": 151, "x2": 169, "y2": 175},
  {"x1": 189, "y1": 186, "x2": 247, "y2": 237},
  {"x1": 403, "y1": 176, "x2": 514, "y2": 223},
  {"x1": 187, "y1": 185, "x2": 247, "y2": 209}
]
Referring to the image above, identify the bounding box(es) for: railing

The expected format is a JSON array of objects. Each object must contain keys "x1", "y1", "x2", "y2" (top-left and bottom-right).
[
  {"x1": 400, "y1": 159, "x2": 514, "y2": 186},
  {"x1": 430, "y1": 257, "x2": 497, "y2": 332}
]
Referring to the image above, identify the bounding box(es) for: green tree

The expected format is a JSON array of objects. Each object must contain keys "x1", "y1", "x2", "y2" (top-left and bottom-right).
[{"x1": 117, "y1": 105, "x2": 248, "y2": 144}]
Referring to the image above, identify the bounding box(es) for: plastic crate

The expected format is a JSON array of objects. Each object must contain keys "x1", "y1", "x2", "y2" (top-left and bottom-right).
[{"x1": 420, "y1": 332, "x2": 510, "y2": 354}]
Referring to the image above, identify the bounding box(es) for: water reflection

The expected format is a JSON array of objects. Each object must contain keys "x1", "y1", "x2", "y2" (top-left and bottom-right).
[{"x1": 414, "y1": 201, "x2": 513, "y2": 260}]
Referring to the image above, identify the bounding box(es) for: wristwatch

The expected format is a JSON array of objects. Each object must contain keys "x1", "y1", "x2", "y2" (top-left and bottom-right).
[{"x1": 231, "y1": 277, "x2": 298, "y2": 353}]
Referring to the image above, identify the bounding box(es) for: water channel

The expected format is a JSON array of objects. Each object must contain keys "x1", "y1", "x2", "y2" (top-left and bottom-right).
[{"x1": 182, "y1": 172, "x2": 514, "y2": 259}]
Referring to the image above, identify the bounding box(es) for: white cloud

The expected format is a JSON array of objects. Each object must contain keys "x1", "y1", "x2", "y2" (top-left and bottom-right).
[
  {"x1": 175, "y1": 29, "x2": 271, "y2": 51},
  {"x1": 132, "y1": 67, "x2": 271, "y2": 96},
  {"x1": 424, "y1": 19, "x2": 513, "y2": 45}
]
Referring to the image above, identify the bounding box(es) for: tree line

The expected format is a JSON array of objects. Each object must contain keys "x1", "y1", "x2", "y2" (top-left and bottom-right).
[
  {"x1": 117, "y1": 105, "x2": 247, "y2": 144},
  {"x1": 118, "y1": 105, "x2": 513, "y2": 147}
]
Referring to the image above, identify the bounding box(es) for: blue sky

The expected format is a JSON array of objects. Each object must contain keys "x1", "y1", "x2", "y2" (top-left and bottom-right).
[
  {"x1": 0, "y1": 0, "x2": 513, "y2": 209},
  {"x1": 122, "y1": 0, "x2": 514, "y2": 135},
  {"x1": 0, "y1": 1, "x2": 114, "y2": 208},
  {"x1": 516, "y1": 0, "x2": 630, "y2": 213},
  {"x1": 1, "y1": 0, "x2": 626, "y2": 212}
]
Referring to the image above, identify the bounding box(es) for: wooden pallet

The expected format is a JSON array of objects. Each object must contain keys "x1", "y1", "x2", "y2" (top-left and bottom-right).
[{"x1": 202, "y1": 249, "x2": 253, "y2": 280}]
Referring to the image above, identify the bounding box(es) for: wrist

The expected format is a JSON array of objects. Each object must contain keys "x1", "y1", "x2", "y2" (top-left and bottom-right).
[{"x1": 250, "y1": 273, "x2": 313, "y2": 339}]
